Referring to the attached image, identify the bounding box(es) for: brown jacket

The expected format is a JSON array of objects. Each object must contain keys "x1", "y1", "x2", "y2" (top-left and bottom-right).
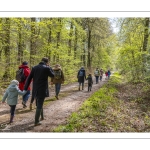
[{"x1": 51, "y1": 68, "x2": 65, "y2": 84}]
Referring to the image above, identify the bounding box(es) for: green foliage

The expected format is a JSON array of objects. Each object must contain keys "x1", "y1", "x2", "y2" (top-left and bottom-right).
[{"x1": 53, "y1": 76, "x2": 120, "y2": 132}]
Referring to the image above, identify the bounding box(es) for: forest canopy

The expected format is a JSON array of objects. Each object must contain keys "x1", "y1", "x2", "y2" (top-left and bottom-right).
[{"x1": 0, "y1": 17, "x2": 114, "y2": 83}]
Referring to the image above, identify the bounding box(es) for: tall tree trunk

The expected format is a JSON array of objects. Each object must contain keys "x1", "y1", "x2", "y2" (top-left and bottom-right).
[
  {"x1": 143, "y1": 18, "x2": 149, "y2": 52},
  {"x1": 30, "y1": 17, "x2": 36, "y2": 67},
  {"x1": 142, "y1": 18, "x2": 149, "y2": 74},
  {"x1": 87, "y1": 30, "x2": 91, "y2": 69},
  {"x1": 83, "y1": 39, "x2": 86, "y2": 67},
  {"x1": 0, "y1": 18, "x2": 3, "y2": 61},
  {"x1": 68, "y1": 20, "x2": 73, "y2": 56},
  {"x1": 74, "y1": 27, "x2": 78, "y2": 59},
  {"x1": 17, "y1": 18, "x2": 23, "y2": 63},
  {"x1": 3, "y1": 18, "x2": 11, "y2": 80},
  {"x1": 46, "y1": 18, "x2": 52, "y2": 61}
]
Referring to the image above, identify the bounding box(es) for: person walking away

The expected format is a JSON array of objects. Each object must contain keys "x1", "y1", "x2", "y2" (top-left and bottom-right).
[
  {"x1": 17, "y1": 61, "x2": 31, "y2": 108},
  {"x1": 51, "y1": 64, "x2": 65, "y2": 100},
  {"x1": 1, "y1": 80, "x2": 26, "y2": 124},
  {"x1": 105, "y1": 71, "x2": 108, "y2": 80},
  {"x1": 24, "y1": 57, "x2": 54, "y2": 126},
  {"x1": 94, "y1": 68, "x2": 100, "y2": 84},
  {"x1": 86, "y1": 73, "x2": 93, "y2": 91},
  {"x1": 107, "y1": 70, "x2": 111, "y2": 79},
  {"x1": 100, "y1": 69, "x2": 104, "y2": 81},
  {"x1": 77, "y1": 66, "x2": 86, "y2": 90}
]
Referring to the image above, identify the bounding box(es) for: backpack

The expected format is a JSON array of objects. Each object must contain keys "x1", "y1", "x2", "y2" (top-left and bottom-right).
[
  {"x1": 78, "y1": 70, "x2": 84, "y2": 77},
  {"x1": 94, "y1": 70, "x2": 99, "y2": 76},
  {"x1": 16, "y1": 68, "x2": 26, "y2": 82},
  {"x1": 54, "y1": 70, "x2": 62, "y2": 79}
]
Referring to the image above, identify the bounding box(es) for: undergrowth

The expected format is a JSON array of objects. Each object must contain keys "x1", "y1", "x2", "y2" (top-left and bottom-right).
[
  {"x1": 53, "y1": 72, "x2": 150, "y2": 132},
  {"x1": 53, "y1": 73, "x2": 122, "y2": 132}
]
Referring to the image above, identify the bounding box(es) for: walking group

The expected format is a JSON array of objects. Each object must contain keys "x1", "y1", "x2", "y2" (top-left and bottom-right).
[
  {"x1": 1, "y1": 57, "x2": 64, "y2": 126},
  {"x1": 77, "y1": 67, "x2": 111, "y2": 92},
  {"x1": 1, "y1": 58, "x2": 111, "y2": 126}
]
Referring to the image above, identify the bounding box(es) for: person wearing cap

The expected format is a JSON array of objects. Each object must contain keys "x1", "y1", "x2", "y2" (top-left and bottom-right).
[
  {"x1": 77, "y1": 66, "x2": 86, "y2": 90},
  {"x1": 51, "y1": 64, "x2": 65, "y2": 100},
  {"x1": 24, "y1": 57, "x2": 54, "y2": 126},
  {"x1": 1, "y1": 80, "x2": 27, "y2": 124},
  {"x1": 18, "y1": 61, "x2": 31, "y2": 108}
]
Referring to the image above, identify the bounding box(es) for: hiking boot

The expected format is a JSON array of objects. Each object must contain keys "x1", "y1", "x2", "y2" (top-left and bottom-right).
[
  {"x1": 82, "y1": 86, "x2": 84, "y2": 90},
  {"x1": 22, "y1": 101, "x2": 27, "y2": 108},
  {"x1": 40, "y1": 108, "x2": 44, "y2": 121},
  {"x1": 29, "y1": 103, "x2": 32, "y2": 110},
  {"x1": 34, "y1": 122, "x2": 42, "y2": 126},
  {"x1": 35, "y1": 109, "x2": 42, "y2": 126},
  {"x1": 9, "y1": 115, "x2": 14, "y2": 124}
]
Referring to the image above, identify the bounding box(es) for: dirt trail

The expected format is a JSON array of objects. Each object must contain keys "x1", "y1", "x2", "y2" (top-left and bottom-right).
[{"x1": 0, "y1": 79, "x2": 106, "y2": 132}]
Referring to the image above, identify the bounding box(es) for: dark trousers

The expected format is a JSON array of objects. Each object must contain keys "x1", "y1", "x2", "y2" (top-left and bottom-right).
[
  {"x1": 9, "y1": 105, "x2": 16, "y2": 116},
  {"x1": 88, "y1": 83, "x2": 92, "y2": 91},
  {"x1": 36, "y1": 97, "x2": 45, "y2": 109},
  {"x1": 95, "y1": 76, "x2": 99, "y2": 83}
]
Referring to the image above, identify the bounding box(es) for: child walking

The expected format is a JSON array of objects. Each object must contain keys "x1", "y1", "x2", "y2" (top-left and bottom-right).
[
  {"x1": 1, "y1": 80, "x2": 26, "y2": 124},
  {"x1": 86, "y1": 73, "x2": 93, "y2": 91}
]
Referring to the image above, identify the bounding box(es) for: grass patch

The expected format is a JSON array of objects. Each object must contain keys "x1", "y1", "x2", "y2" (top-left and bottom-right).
[
  {"x1": 53, "y1": 73, "x2": 150, "y2": 132},
  {"x1": 53, "y1": 74, "x2": 122, "y2": 132}
]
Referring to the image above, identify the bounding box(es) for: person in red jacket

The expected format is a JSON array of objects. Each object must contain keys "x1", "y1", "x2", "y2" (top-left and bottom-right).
[{"x1": 18, "y1": 61, "x2": 31, "y2": 108}]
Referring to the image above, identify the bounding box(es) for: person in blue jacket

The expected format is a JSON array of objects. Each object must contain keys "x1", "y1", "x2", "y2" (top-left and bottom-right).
[
  {"x1": 107, "y1": 70, "x2": 111, "y2": 79},
  {"x1": 77, "y1": 66, "x2": 86, "y2": 90}
]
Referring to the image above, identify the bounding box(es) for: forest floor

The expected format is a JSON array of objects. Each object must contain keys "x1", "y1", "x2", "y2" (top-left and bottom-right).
[{"x1": 0, "y1": 78, "x2": 106, "y2": 132}]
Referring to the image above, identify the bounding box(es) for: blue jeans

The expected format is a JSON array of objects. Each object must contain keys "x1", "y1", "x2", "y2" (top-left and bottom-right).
[
  {"x1": 95, "y1": 76, "x2": 99, "y2": 83},
  {"x1": 55, "y1": 83, "x2": 61, "y2": 96},
  {"x1": 23, "y1": 90, "x2": 30, "y2": 104},
  {"x1": 9, "y1": 105, "x2": 16, "y2": 116}
]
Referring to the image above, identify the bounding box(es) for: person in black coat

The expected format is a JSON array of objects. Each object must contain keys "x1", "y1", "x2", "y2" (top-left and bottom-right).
[
  {"x1": 77, "y1": 66, "x2": 86, "y2": 90},
  {"x1": 24, "y1": 57, "x2": 54, "y2": 126}
]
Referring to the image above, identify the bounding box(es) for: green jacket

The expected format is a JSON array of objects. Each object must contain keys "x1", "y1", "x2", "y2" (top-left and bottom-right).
[{"x1": 2, "y1": 84, "x2": 26, "y2": 105}]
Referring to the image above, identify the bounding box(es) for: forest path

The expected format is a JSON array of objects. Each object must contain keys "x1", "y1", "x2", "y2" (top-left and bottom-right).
[{"x1": 0, "y1": 78, "x2": 106, "y2": 132}]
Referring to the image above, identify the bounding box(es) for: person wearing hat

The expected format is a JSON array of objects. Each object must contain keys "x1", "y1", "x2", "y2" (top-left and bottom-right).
[
  {"x1": 77, "y1": 66, "x2": 86, "y2": 90},
  {"x1": 18, "y1": 61, "x2": 31, "y2": 108},
  {"x1": 24, "y1": 57, "x2": 54, "y2": 126},
  {"x1": 1, "y1": 80, "x2": 27, "y2": 124},
  {"x1": 51, "y1": 64, "x2": 65, "y2": 100}
]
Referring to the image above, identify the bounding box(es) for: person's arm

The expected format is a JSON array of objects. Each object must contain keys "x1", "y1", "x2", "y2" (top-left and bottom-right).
[
  {"x1": 1, "y1": 90, "x2": 8, "y2": 103},
  {"x1": 48, "y1": 67, "x2": 54, "y2": 78},
  {"x1": 17, "y1": 87, "x2": 27, "y2": 95}
]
